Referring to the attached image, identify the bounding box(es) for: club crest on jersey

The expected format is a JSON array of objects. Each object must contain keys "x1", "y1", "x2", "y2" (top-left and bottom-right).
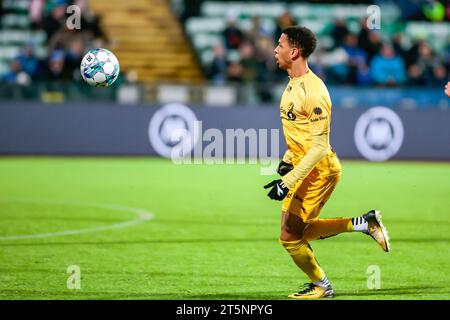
[
  {"x1": 313, "y1": 107, "x2": 323, "y2": 115},
  {"x1": 287, "y1": 102, "x2": 296, "y2": 121}
]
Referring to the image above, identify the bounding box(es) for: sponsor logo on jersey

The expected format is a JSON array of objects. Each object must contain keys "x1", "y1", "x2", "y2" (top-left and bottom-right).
[
  {"x1": 313, "y1": 107, "x2": 323, "y2": 115},
  {"x1": 310, "y1": 116, "x2": 328, "y2": 122},
  {"x1": 310, "y1": 107, "x2": 327, "y2": 122}
]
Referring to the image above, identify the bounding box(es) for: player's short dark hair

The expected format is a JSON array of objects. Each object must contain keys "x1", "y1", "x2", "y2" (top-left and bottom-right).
[{"x1": 282, "y1": 26, "x2": 317, "y2": 58}]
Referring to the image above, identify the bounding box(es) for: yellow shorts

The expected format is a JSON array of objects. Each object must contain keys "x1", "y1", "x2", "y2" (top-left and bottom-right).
[{"x1": 282, "y1": 168, "x2": 341, "y2": 222}]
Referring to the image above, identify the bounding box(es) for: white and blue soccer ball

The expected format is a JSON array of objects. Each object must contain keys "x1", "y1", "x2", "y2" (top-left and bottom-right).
[{"x1": 80, "y1": 48, "x2": 120, "y2": 87}]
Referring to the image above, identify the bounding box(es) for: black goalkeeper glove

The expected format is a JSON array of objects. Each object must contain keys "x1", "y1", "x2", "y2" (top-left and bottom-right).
[
  {"x1": 277, "y1": 160, "x2": 294, "y2": 176},
  {"x1": 264, "y1": 179, "x2": 289, "y2": 201}
]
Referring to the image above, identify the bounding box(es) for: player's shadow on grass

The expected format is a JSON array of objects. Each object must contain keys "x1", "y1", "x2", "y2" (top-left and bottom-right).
[{"x1": 336, "y1": 286, "x2": 449, "y2": 298}]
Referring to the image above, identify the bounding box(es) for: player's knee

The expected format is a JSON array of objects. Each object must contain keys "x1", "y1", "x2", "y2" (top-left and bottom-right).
[
  {"x1": 280, "y1": 215, "x2": 307, "y2": 241},
  {"x1": 280, "y1": 230, "x2": 298, "y2": 241},
  {"x1": 279, "y1": 238, "x2": 309, "y2": 257},
  {"x1": 280, "y1": 224, "x2": 298, "y2": 241}
]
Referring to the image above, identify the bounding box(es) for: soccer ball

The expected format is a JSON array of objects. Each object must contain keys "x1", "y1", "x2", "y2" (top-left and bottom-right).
[{"x1": 80, "y1": 48, "x2": 120, "y2": 87}]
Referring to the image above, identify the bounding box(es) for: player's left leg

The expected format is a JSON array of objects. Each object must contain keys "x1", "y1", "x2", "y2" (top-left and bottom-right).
[
  {"x1": 281, "y1": 175, "x2": 340, "y2": 299},
  {"x1": 279, "y1": 212, "x2": 334, "y2": 299},
  {"x1": 279, "y1": 240, "x2": 334, "y2": 299}
]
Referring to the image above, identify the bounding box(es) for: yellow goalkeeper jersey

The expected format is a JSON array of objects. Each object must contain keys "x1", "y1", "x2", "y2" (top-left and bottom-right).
[{"x1": 279, "y1": 70, "x2": 341, "y2": 175}]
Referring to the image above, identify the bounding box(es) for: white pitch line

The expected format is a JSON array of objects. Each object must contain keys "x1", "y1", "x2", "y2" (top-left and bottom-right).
[{"x1": 0, "y1": 200, "x2": 155, "y2": 241}]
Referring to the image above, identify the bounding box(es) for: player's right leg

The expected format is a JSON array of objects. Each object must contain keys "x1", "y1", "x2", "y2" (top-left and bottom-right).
[
  {"x1": 287, "y1": 172, "x2": 355, "y2": 241},
  {"x1": 360, "y1": 210, "x2": 390, "y2": 252},
  {"x1": 292, "y1": 173, "x2": 389, "y2": 251},
  {"x1": 304, "y1": 210, "x2": 390, "y2": 252}
]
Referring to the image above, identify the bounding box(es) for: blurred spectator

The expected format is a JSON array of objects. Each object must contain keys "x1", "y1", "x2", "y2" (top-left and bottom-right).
[
  {"x1": 370, "y1": 43, "x2": 407, "y2": 86},
  {"x1": 392, "y1": 33, "x2": 408, "y2": 61},
  {"x1": 247, "y1": 16, "x2": 271, "y2": 46},
  {"x1": 207, "y1": 43, "x2": 228, "y2": 85},
  {"x1": 65, "y1": 38, "x2": 85, "y2": 81},
  {"x1": 2, "y1": 60, "x2": 23, "y2": 84},
  {"x1": 310, "y1": 46, "x2": 349, "y2": 84},
  {"x1": 274, "y1": 11, "x2": 296, "y2": 43},
  {"x1": 47, "y1": 1, "x2": 107, "y2": 53},
  {"x1": 408, "y1": 64, "x2": 425, "y2": 85},
  {"x1": 222, "y1": 12, "x2": 244, "y2": 50},
  {"x1": 254, "y1": 36, "x2": 277, "y2": 101},
  {"x1": 388, "y1": 0, "x2": 449, "y2": 21},
  {"x1": 227, "y1": 61, "x2": 244, "y2": 83},
  {"x1": 331, "y1": 18, "x2": 350, "y2": 49},
  {"x1": 404, "y1": 38, "x2": 423, "y2": 68},
  {"x1": 357, "y1": 19, "x2": 383, "y2": 63},
  {"x1": 356, "y1": 63, "x2": 373, "y2": 86},
  {"x1": 239, "y1": 41, "x2": 259, "y2": 82},
  {"x1": 432, "y1": 64, "x2": 448, "y2": 86},
  {"x1": 29, "y1": 0, "x2": 45, "y2": 29},
  {"x1": 408, "y1": 41, "x2": 447, "y2": 86},
  {"x1": 42, "y1": 2, "x2": 67, "y2": 41},
  {"x1": 342, "y1": 33, "x2": 369, "y2": 84},
  {"x1": 16, "y1": 44, "x2": 41, "y2": 80},
  {"x1": 389, "y1": 0, "x2": 427, "y2": 20},
  {"x1": 309, "y1": 49, "x2": 328, "y2": 81},
  {"x1": 2, "y1": 59, "x2": 32, "y2": 86},
  {"x1": 254, "y1": 36, "x2": 277, "y2": 77},
  {"x1": 74, "y1": 0, "x2": 109, "y2": 46},
  {"x1": 48, "y1": 24, "x2": 90, "y2": 55},
  {"x1": 446, "y1": 0, "x2": 450, "y2": 20},
  {"x1": 45, "y1": 50, "x2": 71, "y2": 81},
  {"x1": 443, "y1": 44, "x2": 450, "y2": 71}
]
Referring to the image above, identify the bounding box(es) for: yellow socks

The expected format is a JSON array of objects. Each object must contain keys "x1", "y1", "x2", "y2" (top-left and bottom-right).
[
  {"x1": 303, "y1": 218, "x2": 353, "y2": 241},
  {"x1": 279, "y1": 239, "x2": 325, "y2": 282},
  {"x1": 279, "y1": 219, "x2": 355, "y2": 284}
]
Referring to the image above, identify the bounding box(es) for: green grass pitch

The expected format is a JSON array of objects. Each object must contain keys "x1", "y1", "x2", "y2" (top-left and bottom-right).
[{"x1": 0, "y1": 157, "x2": 449, "y2": 300}]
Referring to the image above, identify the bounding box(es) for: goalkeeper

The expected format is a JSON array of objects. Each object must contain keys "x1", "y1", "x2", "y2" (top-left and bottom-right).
[{"x1": 264, "y1": 26, "x2": 390, "y2": 299}]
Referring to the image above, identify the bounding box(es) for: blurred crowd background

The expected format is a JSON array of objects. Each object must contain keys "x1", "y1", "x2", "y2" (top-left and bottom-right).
[
  {"x1": 0, "y1": 0, "x2": 449, "y2": 105},
  {"x1": 179, "y1": 0, "x2": 449, "y2": 88},
  {"x1": 1, "y1": 0, "x2": 108, "y2": 86}
]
